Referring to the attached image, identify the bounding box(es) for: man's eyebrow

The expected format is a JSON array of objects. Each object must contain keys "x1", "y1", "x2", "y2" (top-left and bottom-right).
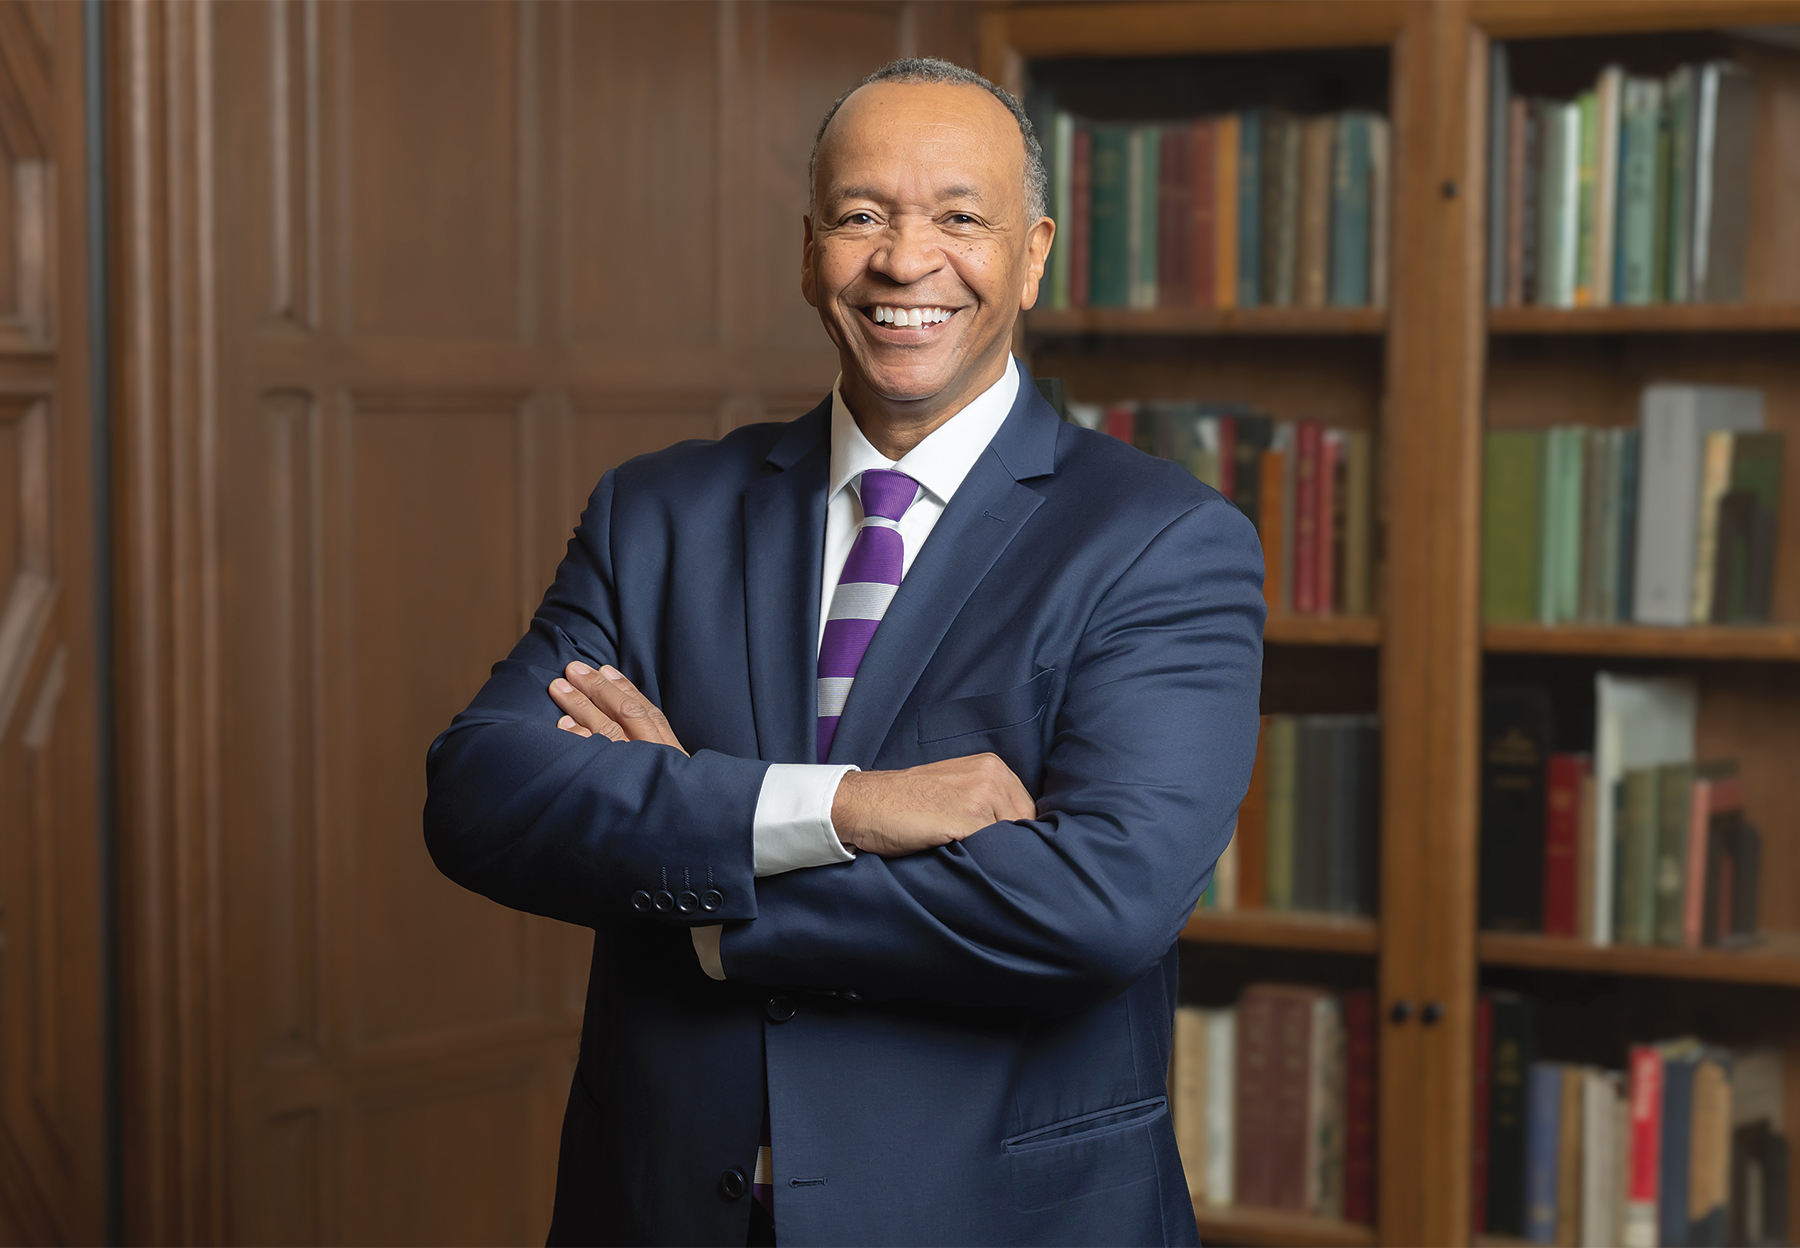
[{"x1": 827, "y1": 184, "x2": 989, "y2": 204}]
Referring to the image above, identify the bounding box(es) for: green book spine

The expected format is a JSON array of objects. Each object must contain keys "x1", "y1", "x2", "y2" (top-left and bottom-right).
[
  {"x1": 1131, "y1": 124, "x2": 1161, "y2": 308},
  {"x1": 1237, "y1": 111, "x2": 1263, "y2": 305},
  {"x1": 1262, "y1": 114, "x2": 1300, "y2": 307},
  {"x1": 1088, "y1": 124, "x2": 1131, "y2": 307},
  {"x1": 1651, "y1": 105, "x2": 1673, "y2": 302},
  {"x1": 1728, "y1": 432, "x2": 1784, "y2": 622},
  {"x1": 1617, "y1": 79, "x2": 1663, "y2": 305},
  {"x1": 1050, "y1": 111, "x2": 1074, "y2": 309},
  {"x1": 1653, "y1": 763, "x2": 1695, "y2": 945},
  {"x1": 1483, "y1": 431, "x2": 1546, "y2": 622},
  {"x1": 1554, "y1": 427, "x2": 1586, "y2": 622},
  {"x1": 1665, "y1": 66, "x2": 1697, "y2": 303},
  {"x1": 1264, "y1": 715, "x2": 1297, "y2": 909},
  {"x1": 1616, "y1": 767, "x2": 1659, "y2": 945},
  {"x1": 1536, "y1": 427, "x2": 1563, "y2": 623},
  {"x1": 1575, "y1": 90, "x2": 1599, "y2": 304},
  {"x1": 1328, "y1": 112, "x2": 1373, "y2": 306}
]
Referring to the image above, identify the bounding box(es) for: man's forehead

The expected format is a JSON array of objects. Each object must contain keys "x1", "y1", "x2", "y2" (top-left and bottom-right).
[{"x1": 820, "y1": 80, "x2": 1020, "y2": 162}]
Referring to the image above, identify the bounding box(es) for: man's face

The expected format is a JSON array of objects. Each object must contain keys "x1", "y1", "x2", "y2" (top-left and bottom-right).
[{"x1": 803, "y1": 81, "x2": 1053, "y2": 418}]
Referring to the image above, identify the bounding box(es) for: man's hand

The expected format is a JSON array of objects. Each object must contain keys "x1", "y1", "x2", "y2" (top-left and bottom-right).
[
  {"x1": 550, "y1": 662, "x2": 688, "y2": 754},
  {"x1": 832, "y1": 754, "x2": 1035, "y2": 856}
]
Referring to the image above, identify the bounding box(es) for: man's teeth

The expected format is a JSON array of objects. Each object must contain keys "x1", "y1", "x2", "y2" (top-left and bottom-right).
[{"x1": 871, "y1": 306, "x2": 954, "y2": 327}]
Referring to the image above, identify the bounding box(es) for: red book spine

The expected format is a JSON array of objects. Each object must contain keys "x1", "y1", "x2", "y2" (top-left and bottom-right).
[
  {"x1": 1294, "y1": 422, "x2": 1321, "y2": 613},
  {"x1": 1542, "y1": 753, "x2": 1589, "y2": 938},
  {"x1": 1316, "y1": 431, "x2": 1339, "y2": 615},
  {"x1": 1269, "y1": 993, "x2": 1314, "y2": 1211},
  {"x1": 1342, "y1": 989, "x2": 1378, "y2": 1225},
  {"x1": 1104, "y1": 402, "x2": 1136, "y2": 444},
  {"x1": 1191, "y1": 119, "x2": 1218, "y2": 308},
  {"x1": 1471, "y1": 994, "x2": 1494, "y2": 1235},
  {"x1": 1071, "y1": 127, "x2": 1092, "y2": 308},
  {"x1": 1217, "y1": 415, "x2": 1237, "y2": 501},
  {"x1": 1626, "y1": 1045, "x2": 1663, "y2": 1238},
  {"x1": 1235, "y1": 991, "x2": 1279, "y2": 1207},
  {"x1": 1158, "y1": 127, "x2": 1191, "y2": 307}
]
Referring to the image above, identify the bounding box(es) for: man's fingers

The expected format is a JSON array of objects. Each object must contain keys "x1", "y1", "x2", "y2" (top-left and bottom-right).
[
  {"x1": 549, "y1": 677, "x2": 625, "y2": 741},
  {"x1": 556, "y1": 714, "x2": 594, "y2": 739},
  {"x1": 568, "y1": 662, "x2": 687, "y2": 754}
]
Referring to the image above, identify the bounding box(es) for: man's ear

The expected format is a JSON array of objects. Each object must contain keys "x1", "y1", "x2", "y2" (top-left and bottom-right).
[
  {"x1": 800, "y1": 214, "x2": 818, "y2": 308},
  {"x1": 1018, "y1": 216, "x2": 1056, "y2": 311}
]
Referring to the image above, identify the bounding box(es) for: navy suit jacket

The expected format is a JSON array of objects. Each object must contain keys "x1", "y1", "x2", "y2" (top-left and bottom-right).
[{"x1": 424, "y1": 364, "x2": 1265, "y2": 1246}]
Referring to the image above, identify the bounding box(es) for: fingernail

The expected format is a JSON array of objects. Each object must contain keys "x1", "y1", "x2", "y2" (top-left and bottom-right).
[
  {"x1": 552, "y1": 679, "x2": 573, "y2": 694},
  {"x1": 599, "y1": 665, "x2": 623, "y2": 681},
  {"x1": 567, "y1": 661, "x2": 592, "y2": 677},
  {"x1": 557, "y1": 715, "x2": 573, "y2": 728}
]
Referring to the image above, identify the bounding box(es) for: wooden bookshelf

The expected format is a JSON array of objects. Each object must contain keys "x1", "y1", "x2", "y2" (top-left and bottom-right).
[
  {"x1": 1182, "y1": 908, "x2": 1379, "y2": 956},
  {"x1": 1479, "y1": 931, "x2": 1800, "y2": 989},
  {"x1": 1488, "y1": 303, "x2": 1800, "y2": 334},
  {"x1": 1266, "y1": 614, "x2": 1382, "y2": 647},
  {"x1": 1482, "y1": 622, "x2": 1800, "y2": 661},
  {"x1": 1026, "y1": 305, "x2": 1385, "y2": 336},
  {"x1": 1192, "y1": 1201, "x2": 1375, "y2": 1248}
]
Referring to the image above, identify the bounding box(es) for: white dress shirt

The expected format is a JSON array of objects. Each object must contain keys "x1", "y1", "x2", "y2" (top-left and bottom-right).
[{"x1": 692, "y1": 356, "x2": 1022, "y2": 979}]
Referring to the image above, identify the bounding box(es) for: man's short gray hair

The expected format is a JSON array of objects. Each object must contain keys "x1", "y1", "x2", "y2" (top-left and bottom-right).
[{"x1": 808, "y1": 57, "x2": 1049, "y2": 224}]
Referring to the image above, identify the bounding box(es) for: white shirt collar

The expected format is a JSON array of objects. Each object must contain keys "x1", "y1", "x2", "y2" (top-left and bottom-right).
[{"x1": 828, "y1": 355, "x2": 1021, "y2": 507}]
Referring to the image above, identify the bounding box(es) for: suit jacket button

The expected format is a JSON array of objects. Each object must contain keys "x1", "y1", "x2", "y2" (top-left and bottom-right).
[
  {"x1": 766, "y1": 996, "x2": 796, "y2": 1023},
  {"x1": 676, "y1": 890, "x2": 699, "y2": 914},
  {"x1": 629, "y1": 890, "x2": 653, "y2": 914},
  {"x1": 719, "y1": 1167, "x2": 747, "y2": 1200},
  {"x1": 701, "y1": 888, "x2": 724, "y2": 912},
  {"x1": 652, "y1": 890, "x2": 675, "y2": 914}
]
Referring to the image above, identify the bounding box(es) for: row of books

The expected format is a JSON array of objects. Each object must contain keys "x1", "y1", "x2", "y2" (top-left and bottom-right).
[
  {"x1": 1475, "y1": 992, "x2": 1789, "y2": 1246},
  {"x1": 1071, "y1": 402, "x2": 1377, "y2": 618},
  {"x1": 1484, "y1": 49, "x2": 1756, "y2": 308},
  {"x1": 1481, "y1": 675, "x2": 1762, "y2": 947},
  {"x1": 1028, "y1": 99, "x2": 1391, "y2": 311},
  {"x1": 1170, "y1": 986, "x2": 1376, "y2": 1222},
  {"x1": 1197, "y1": 715, "x2": 1380, "y2": 917},
  {"x1": 1483, "y1": 383, "x2": 1782, "y2": 627}
]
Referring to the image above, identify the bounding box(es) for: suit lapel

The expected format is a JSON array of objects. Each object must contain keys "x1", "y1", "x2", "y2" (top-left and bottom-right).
[
  {"x1": 744, "y1": 403, "x2": 830, "y2": 763},
  {"x1": 825, "y1": 368, "x2": 1061, "y2": 767}
]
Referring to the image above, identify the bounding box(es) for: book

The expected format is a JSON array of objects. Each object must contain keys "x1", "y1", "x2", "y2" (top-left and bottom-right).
[
  {"x1": 1263, "y1": 985, "x2": 1331, "y2": 1211},
  {"x1": 1341, "y1": 989, "x2": 1377, "y2": 1224},
  {"x1": 1173, "y1": 1005, "x2": 1209, "y2": 1189},
  {"x1": 1318, "y1": 430, "x2": 1340, "y2": 614},
  {"x1": 1616, "y1": 430, "x2": 1641, "y2": 618},
  {"x1": 1652, "y1": 763, "x2": 1695, "y2": 946},
  {"x1": 1624, "y1": 1043, "x2": 1665, "y2": 1248},
  {"x1": 1235, "y1": 985, "x2": 1280, "y2": 1206},
  {"x1": 1294, "y1": 421, "x2": 1322, "y2": 613},
  {"x1": 1484, "y1": 430, "x2": 1546, "y2": 622},
  {"x1": 1191, "y1": 119, "x2": 1219, "y2": 311},
  {"x1": 1714, "y1": 432, "x2": 1783, "y2": 623},
  {"x1": 1071, "y1": 124, "x2": 1093, "y2": 307},
  {"x1": 1232, "y1": 412, "x2": 1272, "y2": 530},
  {"x1": 1050, "y1": 111, "x2": 1075, "y2": 309},
  {"x1": 1367, "y1": 116, "x2": 1390, "y2": 308},
  {"x1": 1581, "y1": 1069, "x2": 1625, "y2": 1248},
  {"x1": 1633, "y1": 384, "x2": 1763, "y2": 625},
  {"x1": 1264, "y1": 715, "x2": 1298, "y2": 909},
  {"x1": 1525, "y1": 1062, "x2": 1564, "y2": 1242},
  {"x1": 1260, "y1": 443, "x2": 1287, "y2": 615},
  {"x1": 1657, "y1": 1040, "x2": 1703, "y2": 1248},
  {"x1": 1205, "y1": 1008, "x2": 1237, "y2": 1205},
  {"x1": 1536, "y1": 99, "x2": 1580, "y2": 308},
  {"x1": 1480, "y1": 684, "x2": 1553, "y2": 932},
  {"x1": 1681, "y1": 770, "x2": 1718, "y2": 948},
  {"x1": 1297, "y1": 115, "x2": 1334, "y2": 308},
  {"x1": 1214, "y1": 114, "x2": 1240, "y2": 308},
  {"x1": 1731, "y1": 1120, "x2": 1791, "y2": 1247},
  {"x1": 1329, "y1": 112, "x2": 1373, "y2": 307},
  {"x1": 1691, "y1": 429, "x2": 1736, "y2": 623},
  {"x1": 1261, "y1": 112, "x2": 1301, "y2": 308},
  {"x1": 1237, "y1": 110, "x2": 1264, "y2": 305},
  {"x1": 1689, "y1": 1049, "x2": 1732, "y2": 1246},
  {"x1": 1589, "y1": 67, "x2": 1624, "y2": 308},
  {"x1": 1236, "y1": 719, "x2": 1268, "y2": 911},
  {"x1": 1664, "y1": 65, "x2": 1697, "y2": 303},
  {"x1": 1543, "y1": 753, "x2": 1590, "y2": 938},
  {"x1": 1088, "y1": 124, "x2": 1131, "y2": 307},
  {"x1": 1579, "y1": 427, "x2": 1610, "y2": 622},
  {"x1": 1542, "y1": 427, "x2": 1585, "y2": 623},
  {"x1": 1157, "y1": 125, "x2": 1192, "y2": 308},
  {"x1": 1127, "y1": 124, "x2": 1160, "y2": 309},
  {"x1": 1592, "y1": 673, "x2": 1698, "y2": 944},
  {"x1": 1616, "y1": 767, "x2": 1659, "y2": 946},
  {"x1": 1511, "y1": 96, "x2": 1538, "y2": 305},
  {"x1": 1342, "y1": 429, "x2": 1373, "y2": 616},
  {"x1": 1293, "y1": 717, "x2": 1329, "y2": 911},
  {"x1": 1306, "y1": 994, "x2": 1347, "y2": 1217},
  {"x1": 1555, "y1": 1066, "x2": 1584, "y2": 1246},
  {"x1": 1277, "y1": 422, "x2": 1299, "y2": 612},
  {"x1": 1487, "y1": 992, "x2": 1538, "y2": 1236},
  {"x1": 1595, "y1": 429, "x2": 1626, "y2": 623},
  {"x1": 1576, "y1": 768, "x2": 1598, "y2": 941},
  {"x1": 1488, "y1": 42, "x2": 1511, "y2": 307},
  {"x1": 1616, "y1": 77, "x2": 1664, "y2": 305},
  {"x1": 1693, "y1": 62, "x2": 1756, "y2": 303}
]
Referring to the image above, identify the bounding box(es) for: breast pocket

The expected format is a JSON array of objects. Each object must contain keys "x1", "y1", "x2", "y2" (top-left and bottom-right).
[
  {"x1": 916, "y1": 668, "x2": 1055, "y2": 747},
  {"x1": 1001, "y1": 1095, "x2": 1166, "y2": 1213}
]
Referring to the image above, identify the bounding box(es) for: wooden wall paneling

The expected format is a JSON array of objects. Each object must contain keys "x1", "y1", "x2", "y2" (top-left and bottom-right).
[
  {"x1": 0, "y1": 1, "x2": 104, "y2": 1243},
  {"x1": 1376, "y1": 2, "x2": 1485, "y2": 1243}
]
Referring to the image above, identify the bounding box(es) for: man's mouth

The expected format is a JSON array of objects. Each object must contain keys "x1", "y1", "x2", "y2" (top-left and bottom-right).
[{"x1": 861, "y1": 304, "x2": 959, "y2": 329}]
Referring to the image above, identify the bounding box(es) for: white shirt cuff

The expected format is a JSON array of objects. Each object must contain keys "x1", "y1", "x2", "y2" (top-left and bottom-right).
[
  {"x1": 691, "y1": 925, "x2": 725, "y2": 980},
  {"x1": 752, "y1": 763, "x2": 859, "y2": 876}
]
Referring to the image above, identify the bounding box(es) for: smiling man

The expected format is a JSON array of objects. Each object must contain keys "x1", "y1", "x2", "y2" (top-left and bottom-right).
[{"x1": 425, "y1": 59, "x2": 1264, "y2": 1247}]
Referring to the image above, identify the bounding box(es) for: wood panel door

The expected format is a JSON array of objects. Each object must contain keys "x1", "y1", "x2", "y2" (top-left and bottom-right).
[
  {"x1": 110, "y1": 3, "x2": 973, "y2": 1242},
  {"x1": 0, "y1": 2, "x2": 105, "y2": 1244}
]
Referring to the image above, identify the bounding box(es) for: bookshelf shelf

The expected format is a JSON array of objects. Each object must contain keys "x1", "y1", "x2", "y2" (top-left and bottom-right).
[
  {"x1": 1181, "y1": 908, "x2": 1379, "y2": 955},
  {"x1": 1481, "y1": 622, "x2": 1800, "y2": 661},
  {"x1": 1478, "y1": 931, "x2": 1800, "y2": 989},
  {"x1": 1192, "y1": 1200, "x2": 1376, "y2": 1248},
  {"x1": 1024, "y1": 306, "x2": 1386, "y2": 337},
  {"x1": 1488, "y1": 304, "x2": 1800, "y2": 335},
  {"x1": 1266, "y1": 614, "x2": 1382, "y2": 647}
]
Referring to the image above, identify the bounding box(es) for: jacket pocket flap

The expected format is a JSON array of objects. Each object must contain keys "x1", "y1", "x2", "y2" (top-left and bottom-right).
[
  {"x1": 1001, "y1": 1095, "x2": 1167, "y2": 1153},
  {"x1": 916, "y1": 668, "x2": 1055, "y2": 745}
]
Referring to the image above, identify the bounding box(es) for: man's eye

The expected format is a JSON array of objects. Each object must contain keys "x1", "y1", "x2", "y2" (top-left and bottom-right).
[
  {"x1": 947, "y1": 213, "x2": 978, "y2": 226},
  {"x1": 842, "y1": 212, "x2": 877, "y2": 226}
]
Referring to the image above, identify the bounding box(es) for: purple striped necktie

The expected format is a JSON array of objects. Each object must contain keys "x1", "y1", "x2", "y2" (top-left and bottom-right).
[{"x1": 817, "y1": 468, "x2": 920, "y2": 762}]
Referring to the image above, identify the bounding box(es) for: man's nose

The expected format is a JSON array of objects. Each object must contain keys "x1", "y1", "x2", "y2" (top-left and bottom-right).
[{"x1": 869, "y1": 217, "x2": 945, "y2": 285}]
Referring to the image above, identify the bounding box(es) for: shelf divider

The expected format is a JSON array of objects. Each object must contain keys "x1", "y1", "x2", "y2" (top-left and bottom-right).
[
  {"x1": 1192, "y1": 1200, "x2": 1376, "y2": 1248},
  {"x1": 1482, "y1": 622, "x2": 1800, "y2": 661},
  {"x1": 1478, "y1": 931, "x2": 1800, "y2": 988},
  {"x1": 1026, "y1": 306, "x2": 1386, "y2": 336},
  {"x1": 1182, "y1": 908, "x2": 1379, "y2": 955},
  {"x1": 1488, "y1": 303, "x2": 1800, "y2": 334}
]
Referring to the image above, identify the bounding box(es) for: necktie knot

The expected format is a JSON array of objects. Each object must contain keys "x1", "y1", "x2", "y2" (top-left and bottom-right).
[{"x1": 857, "y1": 468, "x2": 919, "y2": 523}]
